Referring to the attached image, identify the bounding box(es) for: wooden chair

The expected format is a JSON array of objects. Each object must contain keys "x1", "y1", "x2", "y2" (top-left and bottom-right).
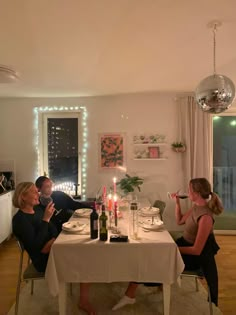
[
  {"x1": 15, "y1": 239, "x2": 73, "y2": 315},
  {"x1": 15, "y1": 239, "x2": 44, "y2": 315}
]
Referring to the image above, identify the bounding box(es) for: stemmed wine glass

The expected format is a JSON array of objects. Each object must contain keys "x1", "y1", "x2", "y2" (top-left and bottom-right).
[
  {"x1": 167, "y1": 189, "x2": 188, "y2": 200},
  {"x1": 39, "y1": 196, "x2": 63, "y2": 216}
]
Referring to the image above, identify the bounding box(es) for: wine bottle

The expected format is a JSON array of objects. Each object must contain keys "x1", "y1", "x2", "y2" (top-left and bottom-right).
[
  {"x1": 99, "y1": 204, "x2": 108, "y2": 241},
  {"x1": 90, "y1": 204, "x2": 98, "y2": 239}
]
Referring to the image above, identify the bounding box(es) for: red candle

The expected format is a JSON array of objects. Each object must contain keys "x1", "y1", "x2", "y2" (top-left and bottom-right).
[
  {"x1": 108, "y1": 194, "x2": 112, "y2": 211},
  {"x1": 114, "y1": 195, "x2": 118, "y2": 226}
]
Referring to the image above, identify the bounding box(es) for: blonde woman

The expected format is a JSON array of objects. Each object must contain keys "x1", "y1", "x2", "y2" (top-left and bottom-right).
[
  {"x1": 174, "y1": 177, "x2": 223, "y2": 306},
  {"x1": 12, "y1": 182, "x2": 96, "y2": 315},
  {"x1": 12, "y1": 182, "x2": 57, "y2": 272},
  {"x1": 112, "y1": 178, "x2": 223, "y2": 311}
]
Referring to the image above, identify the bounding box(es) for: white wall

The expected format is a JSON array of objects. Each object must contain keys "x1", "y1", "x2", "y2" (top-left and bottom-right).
[{"x1": 0, "y1": 92, "x2": 185, "y2": 229}]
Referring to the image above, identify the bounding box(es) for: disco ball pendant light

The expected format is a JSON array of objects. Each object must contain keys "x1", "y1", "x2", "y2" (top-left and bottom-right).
[{"x1": 195, "y1": 21, "x2": 235, "y2": 114}]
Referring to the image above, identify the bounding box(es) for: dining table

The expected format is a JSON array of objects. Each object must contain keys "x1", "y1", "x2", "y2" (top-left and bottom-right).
[{"x1": 45, "y1": 208, "x2": 184, "y2": 315}]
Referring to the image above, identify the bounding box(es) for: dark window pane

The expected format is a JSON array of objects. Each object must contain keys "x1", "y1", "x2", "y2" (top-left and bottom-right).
[
  {"x1": 213, "y1": 116, "x2": 236, "y2": 230},
  {"x1": 47, "y1": 118, "x2": 78, "y2": 184}
]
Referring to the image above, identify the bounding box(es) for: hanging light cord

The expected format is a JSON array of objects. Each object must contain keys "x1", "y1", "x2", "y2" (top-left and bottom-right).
[{"x1": 213, "y1": 23, "x2": 217, "y2": 75}]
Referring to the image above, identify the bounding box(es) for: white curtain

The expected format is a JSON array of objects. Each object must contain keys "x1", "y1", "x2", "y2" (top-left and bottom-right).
[{"x1": 178, "y1": 95, "x2": 213, "y2": 189}]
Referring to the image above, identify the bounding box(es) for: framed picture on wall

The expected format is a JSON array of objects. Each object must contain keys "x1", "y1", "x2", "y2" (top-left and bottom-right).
[
  {"x1": 99, "y1": 133, "x2": 126, "y2": 169},
  {"x1": 148, "y1": 146, "x2": 160, "y2": 158}
]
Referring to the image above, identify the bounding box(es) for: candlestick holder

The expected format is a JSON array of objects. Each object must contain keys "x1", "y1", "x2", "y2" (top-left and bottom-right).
[
  {"x1": 111, "y1": 203, "x2": 120, "y2": 234},
  {"x1": 108, "y1": 210, "x2": 113, "y2": 230}
]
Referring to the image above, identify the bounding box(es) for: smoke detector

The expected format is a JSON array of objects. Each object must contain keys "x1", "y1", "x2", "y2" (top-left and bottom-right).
[{"x1": 0, "y1": 65, "x2": 19, "y2": 83}]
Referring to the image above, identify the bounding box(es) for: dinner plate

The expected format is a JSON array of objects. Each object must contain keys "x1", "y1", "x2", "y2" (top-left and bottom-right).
[
  {"x1": 139, "y1": 207, "x2": 160, "y2": 217},
  {"x1": 74, "y1": 208, "x2": 92, "y2": 218},
  {"x1": 142, "y1": 221, "x2": 164, "y2": 231},
  {"x1": 62, "y1": 221, "x2": 86, "y2": 233}
]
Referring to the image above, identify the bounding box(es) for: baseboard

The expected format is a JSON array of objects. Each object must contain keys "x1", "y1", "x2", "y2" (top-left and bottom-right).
[{"x1": 214, "y1": 230, "x2": 236, "y2": 235}]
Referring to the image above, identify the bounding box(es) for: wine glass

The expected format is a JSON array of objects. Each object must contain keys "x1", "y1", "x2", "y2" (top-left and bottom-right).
[
  {"x1": 167, "y1": 189, "x2": 188, "y2": 200},
  {"x1": 39, "y1": 196, "x2": 62, "y2": 216}
]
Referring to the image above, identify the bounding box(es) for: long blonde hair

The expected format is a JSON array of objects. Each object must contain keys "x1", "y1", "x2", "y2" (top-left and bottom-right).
[
  {"x1": 12, "y1": 182, "x2": 35, "y2": 209},
  {"x1": 190, "y1": 178, "x2": 224, "y2": 215}
]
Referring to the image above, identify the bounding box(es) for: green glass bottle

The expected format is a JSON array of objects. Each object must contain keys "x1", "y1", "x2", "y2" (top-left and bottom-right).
[{"x1": 99, "y1": 204, "x2": 108, "y2": 241}]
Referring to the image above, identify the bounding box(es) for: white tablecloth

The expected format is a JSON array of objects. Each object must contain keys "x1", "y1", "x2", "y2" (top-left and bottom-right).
[{"x1": 46, "y1": 211, "x2": 184, "y2": 296}]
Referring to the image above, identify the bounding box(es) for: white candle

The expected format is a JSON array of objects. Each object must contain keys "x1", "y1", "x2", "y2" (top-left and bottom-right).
[{"x1": 113, "y1": 177, "x2": 117, "y2": 194}]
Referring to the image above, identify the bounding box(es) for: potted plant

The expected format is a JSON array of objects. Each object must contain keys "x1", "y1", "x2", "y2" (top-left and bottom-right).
[
  {"x1": 117, "y1": 174, "x2": 144, "y2": 196},
  {"x1": 171, "y1": 141, "x2": 186, "y2": 153}
]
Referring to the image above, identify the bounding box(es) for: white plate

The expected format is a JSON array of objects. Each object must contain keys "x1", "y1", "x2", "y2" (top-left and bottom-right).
[
  {"x1": 142, "y1": 223, "x2": 164, "y2": 231},
  {"x1": 62, "y1": 221, "x2": 86, "y2": 232},
  {"x1": 139, "y1": 207, "x2": 160, "y2": 217},
  {"x1": 141, "y1": 219, "x2": 164, "y2": 231},
  {"x1": 74, "y1": 208, "x2": 92, "y2": 217}
]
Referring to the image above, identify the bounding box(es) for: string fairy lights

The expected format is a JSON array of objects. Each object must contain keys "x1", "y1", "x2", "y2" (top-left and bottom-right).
[{"x1": 33, "y1": 105, "x2": 88, "y2": 199}]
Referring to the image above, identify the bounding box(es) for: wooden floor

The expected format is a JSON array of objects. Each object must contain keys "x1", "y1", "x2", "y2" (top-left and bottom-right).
[{"x1": 0, "y1": 235, "x2": 235, "y2": 315}]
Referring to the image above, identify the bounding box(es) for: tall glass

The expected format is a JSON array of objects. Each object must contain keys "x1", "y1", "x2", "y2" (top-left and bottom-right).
[{"x1": 129, "y1": 201, "x2": 139, "y2": 240}]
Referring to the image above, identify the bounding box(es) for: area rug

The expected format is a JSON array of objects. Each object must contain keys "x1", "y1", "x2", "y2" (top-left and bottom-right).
[{"x1": 8, "y1": 278, "x2": 222, "y2": 315}]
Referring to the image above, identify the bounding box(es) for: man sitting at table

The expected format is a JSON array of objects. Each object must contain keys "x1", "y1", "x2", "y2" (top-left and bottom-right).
[{"x1": 35, "y1": 176, "x2": 92, "y2": 232}]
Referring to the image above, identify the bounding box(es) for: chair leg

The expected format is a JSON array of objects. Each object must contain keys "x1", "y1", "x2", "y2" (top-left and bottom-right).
[
  {"x1": 15, "y1": 244, "x2": 24, "y2": 315},
  {"x1": 31, "y1": 280, "x2": 34, "y2": 295},
  {"x1": 15, "y1": 278, "x2": 21, "y2": 315},
  {"x1": 177, "y1": 276, "x2": 182, "y2": 287},
  {"x1": 195, "y1": 277, "x2": 199, "y2": 292},
  {"x1": 207, "y1": 285, "x2": 213, "y2": 315}
]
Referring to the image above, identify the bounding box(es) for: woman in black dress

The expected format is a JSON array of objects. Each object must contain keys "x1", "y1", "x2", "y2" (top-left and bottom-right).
[{"x1": 12, "y1": 182, "x2": 96, "y2": 315}]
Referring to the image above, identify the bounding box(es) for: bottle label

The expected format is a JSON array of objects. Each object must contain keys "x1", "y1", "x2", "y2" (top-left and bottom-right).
[{"x1": 93, "y1": 220, "x2": 98, "y2": 230}]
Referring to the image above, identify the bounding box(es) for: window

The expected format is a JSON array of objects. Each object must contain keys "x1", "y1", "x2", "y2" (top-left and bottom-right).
[
  {"x1": 41, "y1": 112, "x2": 81, "y2": 193},
  {"x1": 213, "y1": 115, "x2": 236, "y2": 230}
]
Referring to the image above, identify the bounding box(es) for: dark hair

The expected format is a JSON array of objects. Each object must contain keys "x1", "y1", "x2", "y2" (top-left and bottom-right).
[
  {"x1": 190, "y1": 178, "x2": 224, "y2": 215},
  {"x1": 35, "y1": 176, "x2": 49, "y2": 190}
]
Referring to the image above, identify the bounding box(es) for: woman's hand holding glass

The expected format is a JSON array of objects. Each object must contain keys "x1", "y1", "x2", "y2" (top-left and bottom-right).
[
  {"x1": 167, "y1": 189, "x2": 188, "y2": 201},
  {"x1": 43, "y1": 201, "x2": 55, "y2": 222}
]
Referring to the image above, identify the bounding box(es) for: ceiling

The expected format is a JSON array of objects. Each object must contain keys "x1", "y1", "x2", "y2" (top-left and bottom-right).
[{"x1": 0, "y1": 0, "x2": 236, "y2": 97}]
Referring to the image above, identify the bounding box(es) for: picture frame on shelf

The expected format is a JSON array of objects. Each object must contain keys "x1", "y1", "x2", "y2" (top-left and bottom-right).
[
  {"x1": 148, "y1": 146, "x2": 160, "y2": 158},
  {"x1": 99, "y1": 133, "x2": 126, "y2": 169}
]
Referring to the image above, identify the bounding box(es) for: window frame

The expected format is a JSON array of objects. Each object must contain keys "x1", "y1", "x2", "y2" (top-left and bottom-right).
[
  {"x1": 39, "y1": 111, "x2": 82, "y2": 191},
  {"x1": 212, "y1": 110, "x2": 236, "y2": 233}
]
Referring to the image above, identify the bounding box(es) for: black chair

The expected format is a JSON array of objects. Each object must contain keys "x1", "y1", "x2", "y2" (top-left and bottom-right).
[
  {"x1": 152, "y1": 200, "x2": 166, "y2": 220},
  {"x1": 179, "y1": 269, "x2": 213, "y2": 315},
  {"x1": 177, "y1": 233, "x2": 219, "y2": 315}
]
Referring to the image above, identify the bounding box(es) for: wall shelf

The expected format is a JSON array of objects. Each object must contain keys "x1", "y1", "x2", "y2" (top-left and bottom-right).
[
  {"x1": 132, "y1": 134, "x2": 168, "y2": 160},
  {"x1": 133, "y1": 158, "x2": 167, "y2": 161},
  {"x1": 133, "y1": 143, "x2": 167, "y2": 147}
]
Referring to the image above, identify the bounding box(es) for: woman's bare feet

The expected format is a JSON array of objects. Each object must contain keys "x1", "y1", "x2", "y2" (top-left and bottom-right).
[{"x1": 78, "y1": 301, "x2": 97, "y2": 315}]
